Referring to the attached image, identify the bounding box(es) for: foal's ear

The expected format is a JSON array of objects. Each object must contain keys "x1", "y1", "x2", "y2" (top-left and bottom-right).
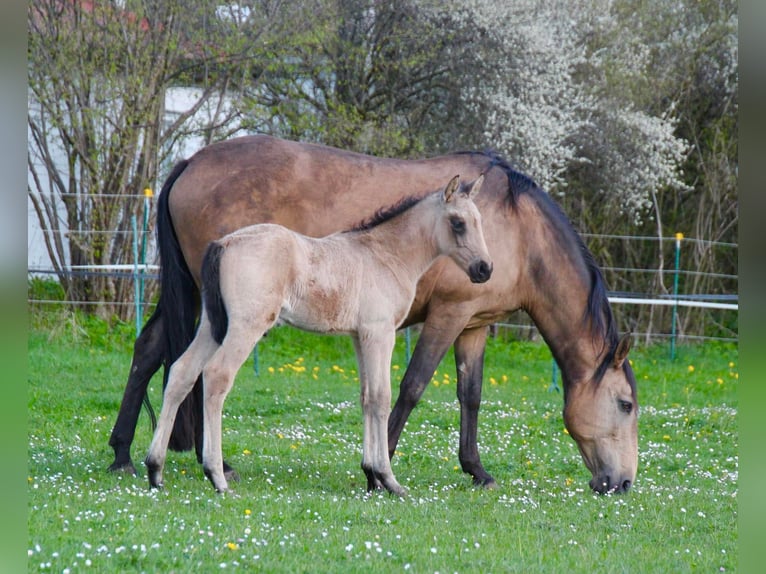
[
  {"x1": 467, "y1": 174, "x2": 484, "y2": 199},
  {"x1": 613, "y1": 333, "x2": 632, "y2": 369},
  {"x1": 444, "y1": 175, "x2": 461, "y2": 203}
]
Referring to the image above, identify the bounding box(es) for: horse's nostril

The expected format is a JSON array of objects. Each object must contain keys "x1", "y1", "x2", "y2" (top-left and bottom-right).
[{"x1": 622, "y1": 479, "x2": 632, "y2": 492}]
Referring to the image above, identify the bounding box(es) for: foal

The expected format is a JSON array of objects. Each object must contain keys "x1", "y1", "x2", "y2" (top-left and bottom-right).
[{"x1": 145, "y1": 175, "x2": 492, "y2": 495}]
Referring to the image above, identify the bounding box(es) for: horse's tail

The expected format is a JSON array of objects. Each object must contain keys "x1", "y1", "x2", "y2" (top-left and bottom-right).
[
  {"x1": 155, "y1": 158, "x2": 198, "y2": 452},
  {"x1": 201, "y1": 241, "x2": 228, "y2": 345}
]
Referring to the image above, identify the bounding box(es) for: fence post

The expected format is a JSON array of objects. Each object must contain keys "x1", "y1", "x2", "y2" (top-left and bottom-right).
[
  {"x1": 670, "y1": 232, "x2": 683, "y2": 360},
  {"x1": 139, "y1": 188, "x2": 152, "y2": 318},
  {"x1": 131, "y1": 215, "x2": 141, "y2": 336}
]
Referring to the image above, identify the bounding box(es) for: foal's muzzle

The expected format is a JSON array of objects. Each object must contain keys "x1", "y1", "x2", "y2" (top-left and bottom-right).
[{"x1": 469, "y1": 260, "x2": 493, "y2": 283}]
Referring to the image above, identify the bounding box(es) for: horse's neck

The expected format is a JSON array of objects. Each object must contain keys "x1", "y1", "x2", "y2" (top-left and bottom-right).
[
  {"x1": 523, "y1": 240, "x2": 607, "y2": 387},
  {"x1": 360, "y1": 198, "x2": 440, "y2": 284}
]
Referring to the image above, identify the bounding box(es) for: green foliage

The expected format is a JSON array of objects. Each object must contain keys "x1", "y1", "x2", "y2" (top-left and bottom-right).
[{"x1": 28, "y1": 309, "x2": 737, "y2": 572}]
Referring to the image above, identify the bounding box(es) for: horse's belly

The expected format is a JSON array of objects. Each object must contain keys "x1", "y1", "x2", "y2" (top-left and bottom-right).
[{"x1": 279, "y1": 295, "x2": 356, "y2": 335}]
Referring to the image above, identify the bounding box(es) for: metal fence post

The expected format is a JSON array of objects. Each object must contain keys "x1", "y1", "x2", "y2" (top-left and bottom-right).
[
  {"x1": 131, "y1": 214, "x2": 141, "y2": 336},
  {"x1": 670, "y1": 232, "x2": 683, "y2": 360}
]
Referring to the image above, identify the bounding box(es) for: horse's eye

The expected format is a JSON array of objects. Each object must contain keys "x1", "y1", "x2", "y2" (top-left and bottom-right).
[
  {"x1": 618, "y1": 400, "x2": 633, "y2": 414},
  {"x1": 450, "y1": 217, "x2": 466, "y2": 234}
]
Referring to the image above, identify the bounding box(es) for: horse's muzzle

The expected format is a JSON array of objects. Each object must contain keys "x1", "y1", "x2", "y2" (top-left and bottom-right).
[
  {"x1": 469, "y1": 260, "x2": 493, "y2": 283},
  {"x1": 589, "y1": 475, "x2": 633, "y2": 495}
]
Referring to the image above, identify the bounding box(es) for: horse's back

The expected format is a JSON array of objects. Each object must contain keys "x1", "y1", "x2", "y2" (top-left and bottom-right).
[{"x1": 166, "y1": 135, "x2": 491, "y2": 282}]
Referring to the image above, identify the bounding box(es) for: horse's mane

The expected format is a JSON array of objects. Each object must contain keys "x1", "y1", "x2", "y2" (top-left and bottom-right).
[
  {"x1": 346, "y1": 194, "x2": 423, "y2": 233},
  {"x1": 461, "y1": 149, "x2": 625, "y2": 386}
]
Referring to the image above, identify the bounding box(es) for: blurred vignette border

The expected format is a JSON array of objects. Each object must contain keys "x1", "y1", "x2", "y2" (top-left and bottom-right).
[
  {"x1": 739, "y1": 1, "x2": 765, "y2": 570},
  {"x1": 0, "y1": 1, "x2": 27, "y2": 570}
]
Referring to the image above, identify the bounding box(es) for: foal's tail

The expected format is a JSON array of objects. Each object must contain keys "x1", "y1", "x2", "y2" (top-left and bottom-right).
[
  {"x1": 154, "y1": 158, "x2": 199, "y2": 452},
  {"x1": 201, "y1": 241, "x2": 228, "y2": 345}
]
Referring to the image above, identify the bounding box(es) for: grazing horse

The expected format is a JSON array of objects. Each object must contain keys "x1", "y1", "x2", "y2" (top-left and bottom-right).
[
  {"x1": 144, "y1": 176, "x2": 492, "y2": 494},
  {"x1": 110, "y1": 135, "x2": 638, "y2": 495}
]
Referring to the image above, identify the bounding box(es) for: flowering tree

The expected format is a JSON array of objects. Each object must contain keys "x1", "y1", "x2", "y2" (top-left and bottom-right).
[{"x1": 28, "y1": 0, "x2": 274, "y2": 319}]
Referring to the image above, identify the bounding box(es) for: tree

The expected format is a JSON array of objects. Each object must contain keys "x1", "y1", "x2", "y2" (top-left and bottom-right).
[
  {"x1": 239, "y1": 0, "x2": 484, "y2": 157},
  {"x1": 27, "y1": 0, "x2": 273, "y2": 320}
]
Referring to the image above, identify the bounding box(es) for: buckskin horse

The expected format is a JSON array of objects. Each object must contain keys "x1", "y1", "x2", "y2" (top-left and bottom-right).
[
  {"x1": 110, "y1": 134, "x2": 638, "y2": 494},
  {"x1": 145, "y1": 176, "x2": 491, "y2": 495}
]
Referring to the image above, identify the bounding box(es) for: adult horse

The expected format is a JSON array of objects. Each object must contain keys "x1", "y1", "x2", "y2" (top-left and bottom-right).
[
  {"x1": 145, "y1": 176, "x2": 492, "y2": 495},
  {"x1": 110, "y1": 134, "x2": 638, "y2": 494}
]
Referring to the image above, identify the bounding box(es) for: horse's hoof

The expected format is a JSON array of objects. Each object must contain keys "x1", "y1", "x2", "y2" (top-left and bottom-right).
[
  {"x1": 223, "y1": 460, "x2": 240, "y2": 483},
  {"x1": 387, "y1": 484, "x2": 408, "y2": 498},
  {"x1": 472, "y1": 476, "x2": 497, "y2": 489},
  {"x1": 108, "y1": 460, "x2": 137, "y2": 476}
]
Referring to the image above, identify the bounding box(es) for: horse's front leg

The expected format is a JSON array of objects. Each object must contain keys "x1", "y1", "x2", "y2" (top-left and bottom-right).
[
  {"x1": 388, "y1": 313, "x2": 469, "y2": 458},
  {"x1": 109, "y1": 310, "x2": 164, "y2": 475},
  {"x1": 353, "y1": 328, "x2": 406, "y2": 497},
  {"x1": 454, "y1": 326, "x2": 496, "y2": 487}
]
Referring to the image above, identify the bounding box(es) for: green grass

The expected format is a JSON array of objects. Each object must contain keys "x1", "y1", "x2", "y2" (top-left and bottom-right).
[{"x1": 28, "y1": 308, "x2": 738, "y2": 572}]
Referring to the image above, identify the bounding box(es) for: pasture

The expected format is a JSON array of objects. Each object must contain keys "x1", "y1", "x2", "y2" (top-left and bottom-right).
[{"x1": 28, "y1": 308, "x2": 737, "y2": 572}]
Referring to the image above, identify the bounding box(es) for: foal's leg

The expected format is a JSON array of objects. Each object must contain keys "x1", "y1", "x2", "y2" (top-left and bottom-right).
[
  {"x1": 454, "y1": 326, "x2": 495, "y2": 487},
  {"x1": 109, "y1": 310, "x2": 164, "y2": 475},
  {"x1": 200, "y1": 320, "x2": 267, "y2": 493},
  {"x1": 353, "y1": 327, "x2": 405, "y2": 496},
  {"x1": 145, "y1": 317, "x2": 219, "y2": 488}
]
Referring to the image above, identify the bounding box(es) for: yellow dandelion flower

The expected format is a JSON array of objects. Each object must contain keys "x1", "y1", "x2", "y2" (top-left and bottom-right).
[
  {"x1": 392, "y1": 364, "x2": 400, "y2": 370},
  {"x1": 563, "y1": 427, "x2": 569, "y2": 435},
  {"x1": 290, "y1": 443, "x2": 298, "y2": 450},
  {"x1": 565, "y1": 477, "x2": 573, "y2": 486},
  {"x1": 267, "y1": 366, "x2": 275, "y2": 374},
  {"x1": 432, "y1": 380, "x2": 440, "y2": 387},
  {"x1": 490, "y1": 377, "x2": 497, "y2": 385},
  {"x1": 663, "y1": 435, "x2": 671, "y2": 441},
  {"x1": 243, "y1": 449, "x2": 252, "y2": 455},
  {"x1": 687, "y1": 365, "x2": 695, "y2": 373},
  {"x1": 729, "y1": 362, "x2": 734, "y2": 368},
  {"x1": 717, "y1": 378, "x2": 724, "y2": 385},
  {"x1": 245, "y1": 509, "x2": 252, "y2": 516},
  {"x1": 501, "y1": 374, "x2": 508, "y2": 383},
  {"x1": 226, "y1": 542, "x2": 239, "y2": 551},
  {"x1": 277, "y1": 432, "x2": 284, "y2": 439}
]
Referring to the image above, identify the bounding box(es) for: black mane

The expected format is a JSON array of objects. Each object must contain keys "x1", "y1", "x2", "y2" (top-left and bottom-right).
[
  {"x1": 346, "y1": 194, "x2": 423, "y2": 232},
  {"x1": 464, "y1": 149, "x2": 626, "y2": 389}
]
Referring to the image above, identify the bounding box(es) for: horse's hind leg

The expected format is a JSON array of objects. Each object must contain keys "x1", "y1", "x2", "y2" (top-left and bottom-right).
[
  {"x1": 454, "y1": 326, "x2": 495, "y2": 487},
  {"x1": 200, "y1": 320, "x2": 267, "y2": 492},
  {"x1": 109, "y1": 310, "x2": 164, "y2": 475},
  {"x1": 145, "y1": 316, "x2": 219, "y2": 488}
]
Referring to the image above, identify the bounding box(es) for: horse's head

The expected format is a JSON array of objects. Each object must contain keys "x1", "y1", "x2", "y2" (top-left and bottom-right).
[
  {"x1": 562, "y1": 334, "x2": 638, "y2": 494},
  {"x1": 438, "y1": 175, "x2": 493, "y2": 284}
]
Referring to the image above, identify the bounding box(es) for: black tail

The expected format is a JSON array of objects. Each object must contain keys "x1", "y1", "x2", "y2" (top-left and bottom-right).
[
  {"x1": 201, "y1": 241, "x2": 228, "y2": 344},
  {"x1": 154, "y1": 159, "x2": 199, "y2": 452}
]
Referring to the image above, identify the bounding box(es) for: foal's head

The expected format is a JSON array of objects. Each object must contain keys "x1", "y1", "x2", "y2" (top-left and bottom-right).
[{"x1": 436, "y1": 175, "x2": 493, "y2": 284}]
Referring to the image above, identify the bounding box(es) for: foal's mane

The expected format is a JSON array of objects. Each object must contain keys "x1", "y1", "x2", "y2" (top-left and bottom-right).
[
  {"x1": 346, "y1": 194, "x2": 423, "y2": 233},
  {"x1": 461, "y1": 150, "x2": 624, "y2": 385}
]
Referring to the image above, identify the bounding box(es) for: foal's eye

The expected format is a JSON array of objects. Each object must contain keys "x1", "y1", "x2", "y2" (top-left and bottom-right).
[
  {"x1": 450, "y1": 217, "x2": 466, "y2": 234},
  {"x1": 618, "y1": 400, "x2": 633, "y2": 414}
]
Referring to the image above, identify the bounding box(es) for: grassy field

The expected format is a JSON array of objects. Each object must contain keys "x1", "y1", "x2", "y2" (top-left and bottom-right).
[{"x1": 27, "y1": 308, "x2": 738, "y2": 572}]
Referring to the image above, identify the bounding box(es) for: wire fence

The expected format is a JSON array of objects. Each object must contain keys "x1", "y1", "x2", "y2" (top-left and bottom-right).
[{"x1": 28, "y1": 232, "x2": 738, "y2": 347}]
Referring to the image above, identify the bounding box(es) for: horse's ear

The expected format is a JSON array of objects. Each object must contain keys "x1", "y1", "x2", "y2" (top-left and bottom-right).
[
  {"x1": 444, "y1": 175, "x2": 461, "y2": 203},
  {"x1": 613, "y1": 333, "x2": 632, "y2": 369},
  {"x1": 467, "y1": 174, "x2": 484, "y2": 199}
]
